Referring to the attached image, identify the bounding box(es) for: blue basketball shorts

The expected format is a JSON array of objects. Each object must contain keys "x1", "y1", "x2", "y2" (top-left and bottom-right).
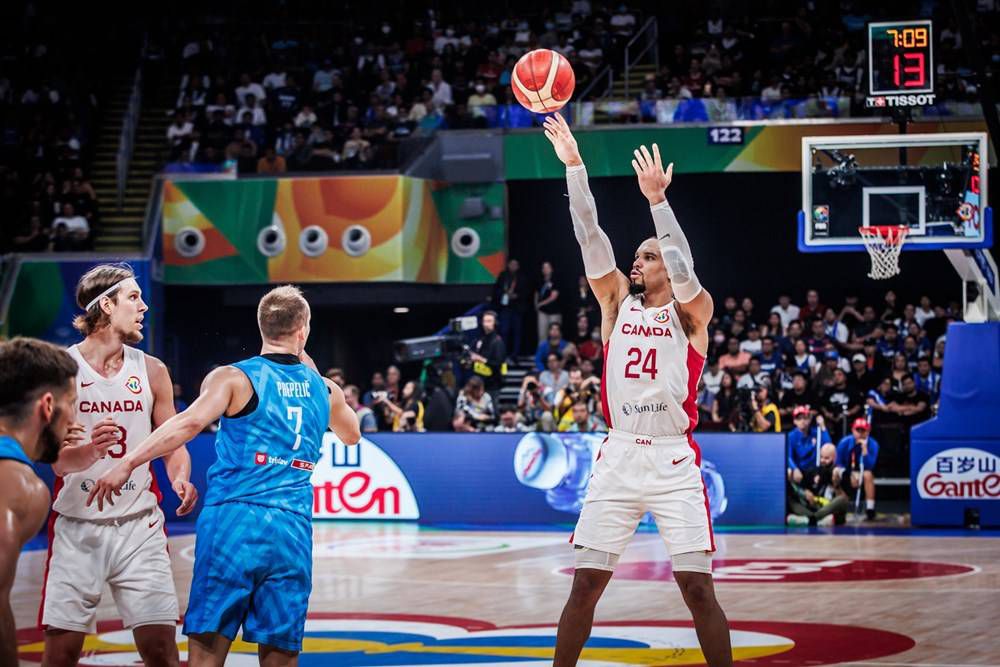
[{"x1": 183, "y1": 501, "x2": 312, "y2": 651}]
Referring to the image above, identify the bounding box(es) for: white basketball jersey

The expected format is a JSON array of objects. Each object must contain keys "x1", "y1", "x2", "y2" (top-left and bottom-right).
[
  {"x1": 601, "y1": 296, "x2": 705, "y2": 437},
  {"x1": 54, "y1": 345, "x2": 158, "y2": 520}
]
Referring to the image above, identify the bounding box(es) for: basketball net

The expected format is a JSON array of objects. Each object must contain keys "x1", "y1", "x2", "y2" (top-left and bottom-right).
[{"x1": 858, "y1": 226, "x2": 909, "y2": 280}]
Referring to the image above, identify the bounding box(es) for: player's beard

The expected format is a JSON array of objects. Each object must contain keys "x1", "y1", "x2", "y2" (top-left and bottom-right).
[
  {"x1": 119, "y1": 324, "x2": 143, "y2": 345},
  {"x1": 628, "y1": 279, "x2": 646, "y2": 296},
  {"x1": 37, "y1": 407, "x2": 64, "y2": 464}
]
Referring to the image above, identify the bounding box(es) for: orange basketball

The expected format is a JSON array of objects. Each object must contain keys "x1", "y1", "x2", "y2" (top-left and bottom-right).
[{"x1": 511, "y1": 49, "x2": 575, "y2": 113}]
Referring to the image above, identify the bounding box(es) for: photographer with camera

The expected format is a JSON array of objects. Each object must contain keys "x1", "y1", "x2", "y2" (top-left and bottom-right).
[
  {"x1": 469, "y1": 310, "x2": 507, "y2": 394},
  {"x1": 749, "y1": 385, "x2": 781, "y2": 433},
  {"x1": 553, "y1": 367, "x2": 600, "y2": 431},
  {"x1": 518, "y1": 374, "x2": 555, "y2": 432},
  {"x1": 455, "y1": 376, "x2": 495, "y2": 431},
  {"x1": 379, "y1": 380, "x2": 425, "y2": 432},
  {"x1": 787, "y1": 443, "x2": 850, "y2": 526}
]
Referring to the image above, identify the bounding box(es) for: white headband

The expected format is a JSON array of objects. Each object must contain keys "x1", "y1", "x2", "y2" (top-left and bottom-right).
[{"x1": 84, "y1": 278, "x2": 132, "y2": 312}]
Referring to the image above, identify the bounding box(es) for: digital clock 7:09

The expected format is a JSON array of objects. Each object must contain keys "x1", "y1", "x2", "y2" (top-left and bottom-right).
[{"x1": 868, "y1": 20, "x2": 934, "y2": 96}]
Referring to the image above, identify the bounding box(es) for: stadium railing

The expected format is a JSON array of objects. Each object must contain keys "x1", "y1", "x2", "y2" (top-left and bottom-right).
[
  {"x1": 623, "y1": 16, "x2": 659, "y2": 99},
  {"x1": 116, "y1": 44, "x2": 145, "y2": 212}
]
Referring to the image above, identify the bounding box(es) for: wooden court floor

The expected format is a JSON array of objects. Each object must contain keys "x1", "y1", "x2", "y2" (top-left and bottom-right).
[{"x1": 13, "y1": 523, "x2": 1000, "y2": 666}]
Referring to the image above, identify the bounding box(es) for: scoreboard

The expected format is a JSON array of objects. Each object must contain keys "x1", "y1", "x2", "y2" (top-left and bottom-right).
[{"x1": 866, "y1": 20, "x2": 935, "y2": 108}]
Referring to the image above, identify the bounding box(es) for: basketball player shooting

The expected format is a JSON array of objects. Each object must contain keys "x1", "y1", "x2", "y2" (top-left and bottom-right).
[
  {"x1": 0, "y1": 338, "x2": 78, "y2": 665},
  {"x1": 88, "y1": 285, "x2": 361, "y2": 666},
  {"x1": 41, "y1": 264, "x2": 197, "y2": 667},
  {"x1": 543, "y1": 112, "x2": 733, "y2": 666}
]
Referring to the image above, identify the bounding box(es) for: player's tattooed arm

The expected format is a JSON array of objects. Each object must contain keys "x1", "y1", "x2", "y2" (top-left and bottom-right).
[
  {"x1": 146, "y1": 355, "x2": 198, "y2": 516},
  {"x1": 325, "y1": 378, "x2": 361, "y2": 446}
]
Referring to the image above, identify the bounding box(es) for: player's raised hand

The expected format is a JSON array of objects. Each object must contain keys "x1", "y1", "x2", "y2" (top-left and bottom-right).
[
  {"x1": 172, "y1": 478, "x2": 199, "y2": 516},
  {"x1": 542, "y1": 112, "x2": 582, "y2": 167},
  {"x1": 631, "y1": 143, "x2": 674, "y2": 205}
]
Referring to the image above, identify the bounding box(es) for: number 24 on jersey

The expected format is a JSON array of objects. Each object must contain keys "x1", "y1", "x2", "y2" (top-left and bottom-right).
[{"x1": 624, "y1": 347, "x2": 658, "y2": 380}]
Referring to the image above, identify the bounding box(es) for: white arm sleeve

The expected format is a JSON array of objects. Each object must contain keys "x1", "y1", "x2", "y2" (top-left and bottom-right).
[
  {"x1": 566, "y1": 164, "x2": 617, "y2": 279},
  {"x1": 650, "y1": 200, "x2": 703, "y2": 303}
]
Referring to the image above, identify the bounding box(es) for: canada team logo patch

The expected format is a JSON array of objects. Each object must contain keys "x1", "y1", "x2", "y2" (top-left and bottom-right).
[
  {"x1": 124, "y1": 376, "x2": 142, "y2": 395},
  {"x1": 653, "y1": 309, "x2": 670, "y2": 324},
  {"x1": 16, "y1": 612, "x2": 916, "y2": 665}
]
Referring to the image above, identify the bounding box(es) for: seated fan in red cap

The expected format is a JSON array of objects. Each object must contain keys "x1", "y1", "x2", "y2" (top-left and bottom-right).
[
  {"x1": 834, "y1": 416, "x2": 881, "y2": 519},
  {"x1": 511, "y1": 49, "x2": 575, "y2": 113}
]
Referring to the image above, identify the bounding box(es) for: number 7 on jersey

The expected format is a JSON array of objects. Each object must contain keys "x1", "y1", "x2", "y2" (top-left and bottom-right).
[{"x1": 286, "y1": 406, "x2": 303, "y2": 450}]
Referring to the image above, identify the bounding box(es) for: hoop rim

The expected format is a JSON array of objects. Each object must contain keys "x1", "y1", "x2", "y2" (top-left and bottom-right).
[{"x1": 857, "y1": 225, "x2": 910, "y2": 246}]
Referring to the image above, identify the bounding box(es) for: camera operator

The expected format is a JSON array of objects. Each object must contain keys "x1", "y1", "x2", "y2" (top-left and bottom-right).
[
  {"x1": 553, "y1": 367, "x2": 600, "y2": 431},
  {"x1": 469, "y1": 310, "x2": 507, "y2": 394},
  {"x1": 518, "y1": 374, "x2": 555, "y2": 432}
]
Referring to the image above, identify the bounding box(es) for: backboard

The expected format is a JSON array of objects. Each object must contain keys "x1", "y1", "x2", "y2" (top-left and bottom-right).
[{"x1": 799, "y1": 132, "x2": 991, "y2": 252}]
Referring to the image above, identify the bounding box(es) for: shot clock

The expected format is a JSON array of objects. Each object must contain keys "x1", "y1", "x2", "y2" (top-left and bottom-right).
[{"x1": 866, "y1": 20, "x2": 935, "y2": 108}]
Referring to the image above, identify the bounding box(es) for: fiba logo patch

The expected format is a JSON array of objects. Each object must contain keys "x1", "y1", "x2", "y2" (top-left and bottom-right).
[
  {"x1": 125, "y1": 376, "x2": 142, "y2": 395},
  {"x1": 653, "y1": 310, "x2": 670, "y2": 324}
]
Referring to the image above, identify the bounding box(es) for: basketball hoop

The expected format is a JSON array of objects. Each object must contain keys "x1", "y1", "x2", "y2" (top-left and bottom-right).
[{"x1": 858, "y1": 226, "x2": 909, "y2": 279}]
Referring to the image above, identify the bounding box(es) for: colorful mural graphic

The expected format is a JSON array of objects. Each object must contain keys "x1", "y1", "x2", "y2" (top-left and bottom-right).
[{"x1": 162, "y1": 176, "x2": 505, "y2": 285}]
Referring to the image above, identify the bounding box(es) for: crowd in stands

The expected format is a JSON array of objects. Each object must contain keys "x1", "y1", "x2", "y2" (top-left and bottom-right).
[
  {"x1": 160, "y1": 0, "x2": 1000, "y2": 174},
  {"x1": 631, "y1": 1, "x2": 998, "y2": 122},
  {"x1": 0, "y1": 20, "x2": 105, "y2": 252},
  {"x1": 326, "y1": 254, "x2": 953, "y2": 448},
  {"x1": 162, "y1": 3, "x2": 632, "y2": 173}
]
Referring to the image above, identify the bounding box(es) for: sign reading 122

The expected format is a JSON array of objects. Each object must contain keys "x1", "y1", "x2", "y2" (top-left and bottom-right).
[{"x1": 868, "y1": 20, "x2": 934, "y2": 96}]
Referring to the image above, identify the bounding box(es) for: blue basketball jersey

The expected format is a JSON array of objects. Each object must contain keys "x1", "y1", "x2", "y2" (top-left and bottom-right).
[
  {"x1": 0, "y1": 435, "x2": 31, "y2": 467},
  {"x1": 203, "y1": 354, "x2": 329, "y2": 516}
]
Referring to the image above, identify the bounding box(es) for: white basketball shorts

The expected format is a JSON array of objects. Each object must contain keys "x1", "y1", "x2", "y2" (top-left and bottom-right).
[
  {"x1": 40, "y1": 507, "x2": 179, "y2": 633},
  {"x1": 572, "y1": 429, "x2": 716, "y2": 558}
]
